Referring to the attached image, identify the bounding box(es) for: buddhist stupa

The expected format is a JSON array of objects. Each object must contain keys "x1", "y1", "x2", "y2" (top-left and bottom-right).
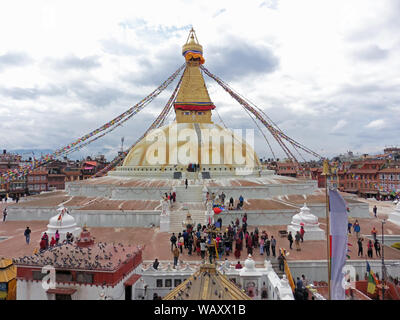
[{"x1": 117, "y1": 28, "x2": 260, "y2": 172}]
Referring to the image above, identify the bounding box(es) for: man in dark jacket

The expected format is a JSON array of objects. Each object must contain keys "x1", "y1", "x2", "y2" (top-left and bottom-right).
[
  {"x1": 288, "y1": 231, "x2": 293, "y2": 249},
  {"x1": 170, "y1": 233, "x2": 177, "y2": 251},
  {"x1": 24, "y1": 227, "x2": 31, "y2": 244}
]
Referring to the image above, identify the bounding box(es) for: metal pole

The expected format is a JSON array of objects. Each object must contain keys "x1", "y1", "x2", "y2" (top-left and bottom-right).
[
  {"x1": 324, "y1": 170, "x2": 331, "y2": 300},
  {"x1": 381, "y1": 219, "x2": 385, "y2": 300}
]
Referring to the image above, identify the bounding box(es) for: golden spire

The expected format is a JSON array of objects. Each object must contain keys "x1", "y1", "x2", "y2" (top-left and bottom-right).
[{"x1": 175, "y1": 28, "x2": 215, "y2": 123}]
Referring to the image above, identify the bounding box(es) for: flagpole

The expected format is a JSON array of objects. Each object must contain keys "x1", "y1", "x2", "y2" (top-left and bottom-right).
[{"x1": 322, "y1": 160, "x2": 331, "y2": 300}]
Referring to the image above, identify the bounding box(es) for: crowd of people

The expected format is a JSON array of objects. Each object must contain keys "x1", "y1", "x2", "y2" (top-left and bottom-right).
[
  {"x1": 169, "y1": 213, "x2": 280, "y2": 268},
  {"x1": 347, "y1": 219, "x2": 383, "y2": 259},
  {"x1": 206, "y1": 191, "x2": 245, "y2": 211},
  {"x1": 38, "y1": 230, "x2": 75, "y2": 252}
]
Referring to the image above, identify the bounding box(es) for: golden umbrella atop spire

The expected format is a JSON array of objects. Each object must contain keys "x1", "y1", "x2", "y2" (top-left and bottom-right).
[{"x1": 182, "y1": 28, "x2": 204, "y2": 64}]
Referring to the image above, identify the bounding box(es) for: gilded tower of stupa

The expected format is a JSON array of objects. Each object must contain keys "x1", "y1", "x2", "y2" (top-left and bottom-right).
[{"x1": 174, "y1": 28, "x2": 215, "y2": 124}]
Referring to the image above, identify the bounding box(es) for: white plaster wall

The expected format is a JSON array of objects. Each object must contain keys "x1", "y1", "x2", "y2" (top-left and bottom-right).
[
  {"x1": 17, "y1": 266, "x2": 140, "y2": 300},
  {"x1": 288, "y1": 259, "x2": 400, "y2": 283},
  {"x1": 73, "y1": 210, "x2": 161, "y2": 227}
]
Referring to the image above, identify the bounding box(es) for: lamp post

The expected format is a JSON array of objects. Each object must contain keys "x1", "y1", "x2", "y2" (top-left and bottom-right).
[{"x1": 381, "y1": 219, "x2": 386, "y2": 300}]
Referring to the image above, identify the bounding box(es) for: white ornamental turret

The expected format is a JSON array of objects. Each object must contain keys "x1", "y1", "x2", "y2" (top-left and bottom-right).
[{"x1": 287, "y1": 203, "x2": 325, "y2": 240}]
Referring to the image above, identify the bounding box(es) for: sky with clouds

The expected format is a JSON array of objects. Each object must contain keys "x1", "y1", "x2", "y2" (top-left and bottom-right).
[{"x1": 0, "y1": 0, "x2": 399, "y2": 161}]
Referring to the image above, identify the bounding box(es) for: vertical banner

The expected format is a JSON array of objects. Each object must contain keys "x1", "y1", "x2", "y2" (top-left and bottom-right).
[{"x1": 329, "y1": 189, "x2": 348, "y2": 300}]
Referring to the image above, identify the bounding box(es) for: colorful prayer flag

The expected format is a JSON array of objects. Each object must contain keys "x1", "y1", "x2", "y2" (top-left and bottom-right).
[{"x1": 366, "y1": 262, "x2": 377, "y2": 294}]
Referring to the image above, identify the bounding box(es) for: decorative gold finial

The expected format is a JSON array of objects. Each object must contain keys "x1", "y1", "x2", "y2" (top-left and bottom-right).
[{"x1": 322, "y1": 159, "x2": 330, "y2": 176}]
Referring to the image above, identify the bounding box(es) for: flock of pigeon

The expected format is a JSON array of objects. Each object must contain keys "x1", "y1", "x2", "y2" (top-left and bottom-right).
[{"x1": 13, "y1": 241, "x2": 140, "y2": 272}]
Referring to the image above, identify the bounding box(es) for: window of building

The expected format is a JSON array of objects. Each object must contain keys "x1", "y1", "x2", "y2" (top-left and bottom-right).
[
  {"x1": 32, "y1": 270, "x2": 46, "y2": 280},
  {"x1": 41, "y1": 176, "x2": 46, "y2": 181},
  {"x1": 76, "y1": 272, "x2": 94, "y2": 284},
  {"x1": 165, "y1": 279, "x2": 172, "y2": 287},
  {"x1": 174, "y1": 279, "x2": 182, "y2": 287},
  {"x1": 156, "y1": 279, "x2": 163, "y2": 287},
  {"x1": 56, "y1": 270, "x2": 73, "y2": 282}
]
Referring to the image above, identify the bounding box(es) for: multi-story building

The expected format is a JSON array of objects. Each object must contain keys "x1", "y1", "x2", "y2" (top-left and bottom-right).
[
  {"x1": 27, "y1": 168, "x2": 48, "y2": 194},
  {"x1": 0, "y1": 150, "x2": 21, "y2": 198},
  {"x1": 378, "y1": 167, "x2": 400, "y2": 197}
]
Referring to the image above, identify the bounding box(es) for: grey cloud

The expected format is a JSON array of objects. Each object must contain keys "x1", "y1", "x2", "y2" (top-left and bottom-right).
[
  {"x1": 52, "y1": 55, "x2": 101, "y2": 70},
  {"x1": 354, "y1": 45, "x2": 389, "y2": 61},
  {"x1": 120, "y1": 46, "x2": 183, "y2": 87},
  {"x1": 0, "y1": 52, "x2": 32, "y2": 71},
  {"x1": 0, "y1": 85, "x2": 65, "y2": 100},
  {"x1": 68, "y1": 81, "x2": 126, "y2": 107},
  {"x1": 206, "y1": 40, "x2": 279, "y2": 82}
]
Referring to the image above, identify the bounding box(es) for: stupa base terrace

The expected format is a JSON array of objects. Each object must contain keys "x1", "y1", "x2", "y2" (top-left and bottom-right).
[{"x1": 6, "y1": 171, "x2": 369, "y2": 229}]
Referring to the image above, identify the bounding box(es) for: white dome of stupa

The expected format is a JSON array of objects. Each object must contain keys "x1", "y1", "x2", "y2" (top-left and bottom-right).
[
  {"x1": 287, "y1": 203, "x2": 325, "y2": 241},
  {"x1": 42, "y1": 205, "x2": 81, "y2": 242},
  {"x1": 291, "y1": 203, "x2": 319, "y2": 227},
  {"x1": 48, "y1": 206, "x2": 77, "y2": 229}
]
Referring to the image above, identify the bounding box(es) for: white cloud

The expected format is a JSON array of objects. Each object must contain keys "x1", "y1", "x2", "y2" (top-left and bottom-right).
[{"x1": 365, "y1": 119, "x2": 386, "y2": 129}]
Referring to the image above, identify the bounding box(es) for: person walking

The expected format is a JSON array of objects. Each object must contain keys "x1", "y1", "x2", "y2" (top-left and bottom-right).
[
  {"x1": 271, "y1": 236, "x2": 276, "y2": 257},
  {"x1": 357, "y1": 237, "x2": 363, "y2": 257},
  {"x1": 295, "y1": 231, "x2": 301, "y2": 251},
  {"x1": 278, "y1": 251, "x2": 285, "y2": 271},
  {"x1": 24, "y1": 227, "x2": 31, "y2": 244},
  {"x1": 353, "y1": 221, "x2": 361, "y2": 239},
  {"x1": 299, "y1": 226, "x2": 305, "y2": 242},
  {"x1": 259, "y1": 236, "x2": 265, "y2": 255},
  {"x1": 185, "y1": 178, "x2": 188, "y2": 189},
  {"x1": 178, "y1": 233, "x2": 184, "y2": 254},
  {"x1": 374, "y1": 239, "x2": 381, "y2": 257},
  {"x1": 288, "y1": 231, "x2": 294, "y2": 250},
  {"x1": 348, "y1": 221, "x2": 352, "y2": 234},
  {"x1": 371, "y1": 227, "x2": 377, "y2": 242},
  {"x1": 239, "y1": 195, "x2": 244, "y2": 209},
  {"x1": 367, "y1": 240, "x2": 374, "y2": 258},
  {"x1": 265, "y1": 236, "x2": 271, "y2": 257},
  {"x1": 373, "y1": 205, "x2": 377, "y2": 218},
  {"x1": 2, "y1": 208, "x2": 7, "y2": 222},
  {"x1": 173, "y1": 246, "x2": 180, "y2": 268},
  {"x1": 170, "y1": 233, "x2": 177, "y2": 251}
]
